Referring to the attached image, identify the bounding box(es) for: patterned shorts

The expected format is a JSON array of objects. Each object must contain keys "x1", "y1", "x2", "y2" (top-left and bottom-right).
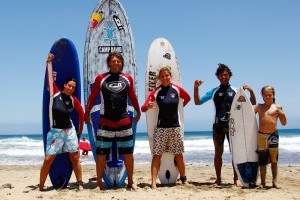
[
  {"x1": 95, "y1": 128, "x2": 134, "y2": 155},
  {"x1": 257, "y1": 131, "x2": 279, "y2": 164},
  {"x1": 46, "y1": 126, "x2": 78, "y2": 155},
  {"x1": 153, "y1": 127, "x2": 184, "y2": 155}
]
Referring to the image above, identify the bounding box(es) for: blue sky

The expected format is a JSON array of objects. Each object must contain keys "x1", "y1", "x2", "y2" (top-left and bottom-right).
[{"x1": 0, "y1": 0, "x2": 299, "y2": 134}]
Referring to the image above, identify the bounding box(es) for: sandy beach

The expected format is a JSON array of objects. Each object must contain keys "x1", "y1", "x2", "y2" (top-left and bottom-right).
[{"x1": 0, "y1": 164, "x2": 300, "y2": 200}]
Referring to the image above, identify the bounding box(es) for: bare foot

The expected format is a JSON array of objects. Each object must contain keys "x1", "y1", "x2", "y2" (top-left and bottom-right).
[
  {"x1": 213, "y1": 180, "x2": 221, "y2": 186},
  {"x1": 38, "y1": 184, "x2": 47, "y2": 191},
  {"x1": 97, "y1": 182, "x2": 105, "y2": 190},
  {"x1": 234, "y1": 179, "x2": 243, "y2": 187},
  {"x1": 258, "y1": 185, "x2": 265, "y2": 189},
  {"x1": 128, "y1": 183, "x2": 138, "y2": 190},
  {"x1": 272, "y1": 183, "x2": 281, "y2": 189},
  {"x1": 181, "y1": 180, "x2": 190, "y2": 186},
  {"x1": 151, "y1": 184, "x2": 157, "y2": 190}
]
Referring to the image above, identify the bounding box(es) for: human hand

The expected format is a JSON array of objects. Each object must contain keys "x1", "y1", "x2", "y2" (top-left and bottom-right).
[
  {"x1": 242, "y1": 84, "x2": 252, "y2": 92},
  {"x1": 133, "y1": 111, "x2": 141, "y2": 123},
  {"x1": 276, "y1": 106, "x2": 284, "y2": 116},
  {"x1": 84, "y1": 112, "x2": 91, "y2": 124},
  {"x1": 146, "y1": 96, "x2": 156, "y2": 109},
  {"x1": 194, "y1": 80, "x2": 204, "y2": 89},
  {"x1": 47, "y1": 53, "x2": 54, "y2": 62}
]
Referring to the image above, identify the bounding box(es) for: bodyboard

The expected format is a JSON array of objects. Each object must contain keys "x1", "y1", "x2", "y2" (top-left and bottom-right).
[{"x1": 42, "y1": 38, "x2": 81, "y2": 189}]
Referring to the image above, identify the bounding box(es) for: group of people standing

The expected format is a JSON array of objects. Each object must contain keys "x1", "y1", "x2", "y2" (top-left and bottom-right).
[{"x1": 39, "y1": 52, "x2": 287, "y2": 192}]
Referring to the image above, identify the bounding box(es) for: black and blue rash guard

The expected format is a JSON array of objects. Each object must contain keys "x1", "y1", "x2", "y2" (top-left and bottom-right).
[
  {"x1": 142, "y1": 83, "x2": 191, "y2": 128},
  {"x1": 199, "y1": 84, "x2": 236, "y2": 125}
]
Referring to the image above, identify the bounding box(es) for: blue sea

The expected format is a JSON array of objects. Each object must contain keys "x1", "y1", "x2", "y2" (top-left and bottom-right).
[{"x1": 0, "y1": 129, "x2": 299, "y2": 166}]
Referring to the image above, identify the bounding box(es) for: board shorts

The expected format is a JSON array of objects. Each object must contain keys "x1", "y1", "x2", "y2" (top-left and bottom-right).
[
  {"x1": 257, "y1": 130, "x2": 279, "y2": 165},
  {"x1": 153, "y1": 127, "x2": 184, "y2": 155},
  {"x1": 213, "y1": 123, "x2": 229, "y2": 147},
  {"x1": 46, "y1": 126, "x2": 78, "y2": 155},
  {"x1": 95, "y1": 128, "x2": 134, "y2": 155}
]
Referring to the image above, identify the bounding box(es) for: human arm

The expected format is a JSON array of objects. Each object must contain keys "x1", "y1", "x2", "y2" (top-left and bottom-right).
[
  {"x1": 276, "y1": 105, "x2": 287, "y2": 126},
  {"x1": 243, "y1": 84, "x2": 256, "y2": 105},
  {"x1": 141, "y1": 90, "x2": 156, "y2": 112},
  {"x1": 178, "y1": 85, "x2": 191, "y2": 107},
  {"x1": 73, "y1": 97, "x2": 85, "y2": 135},
  {"x1": 128, "y1": 76, "x2": 141, "y2": 123},
  {"x1": 46, "y1": 53, "x2": 59, "y2": 96},
  {"x1": 193, "y1": 80, "x2": 204, "y2": 105},
  {"x1": 84, "y1": 75, "x2": 102, "y2": 123}
]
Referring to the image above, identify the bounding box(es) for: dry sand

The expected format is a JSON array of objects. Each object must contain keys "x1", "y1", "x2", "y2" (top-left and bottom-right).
[{"x1": 0, "y1": 164, "x2": 300, "y2": 200}]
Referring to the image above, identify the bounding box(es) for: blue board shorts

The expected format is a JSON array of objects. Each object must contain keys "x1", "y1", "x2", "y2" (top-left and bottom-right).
[{"x1": 46, "y1": 126, "x2": 78, "y2": 155}]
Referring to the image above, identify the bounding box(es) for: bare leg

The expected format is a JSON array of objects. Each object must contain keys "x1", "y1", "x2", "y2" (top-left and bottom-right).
[
  {"x1": 259, "y1": 165, "x2": 267, "y2": 188},
  {"x1": 175, "y1": 154, "x2": 188, "y2": 184},
  {"x1": 271, "y1": 162, "x2": 280, "y2": 189},
  {"x1": 96, "y1": 155, "x2": 106, "y2": 189},
  {"x1": 232, "y1": 161, "x2": 242, "y2": 187},
  {"x1": 214, "y1": 145, "x2": 223, "y2": 185},
  {"x1": 124, "y1": 154, "x2": 137, "y2": 190},
  {"x1": 69, "y1": 152, "x2": 83, "y2": 190},
  {"x1": 39, "y1": 155, "x2": 56, "y2": 190},
  {"x1": 151, "y1": 155, "x2": 161, "y2": 189}
]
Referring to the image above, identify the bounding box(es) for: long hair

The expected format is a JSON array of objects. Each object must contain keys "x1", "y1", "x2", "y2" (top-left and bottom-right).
[{"x1": 261, "y1": 85, "x2": 275, "y2": 103}]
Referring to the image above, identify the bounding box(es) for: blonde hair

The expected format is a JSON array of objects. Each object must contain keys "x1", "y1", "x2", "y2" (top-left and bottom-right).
[
  {"x1": 157, "y1": 66, "x2": 172, "y2": 79},
  {"x1": 261, "y1": 85, "x2": 275, "y2": 103}
]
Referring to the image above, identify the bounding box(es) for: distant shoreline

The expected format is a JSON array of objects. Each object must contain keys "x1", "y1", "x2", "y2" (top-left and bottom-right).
[{"x1": 0, "y1": 128, "x2": 299, "y2": 135}]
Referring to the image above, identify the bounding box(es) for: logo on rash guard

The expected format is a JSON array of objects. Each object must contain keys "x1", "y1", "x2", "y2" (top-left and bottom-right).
[{"x1": 107, "y1": 81, "x2": 126, "y2": 93}]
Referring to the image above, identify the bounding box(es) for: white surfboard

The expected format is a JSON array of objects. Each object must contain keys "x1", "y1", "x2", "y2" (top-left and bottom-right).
[
  {"x1": 229, "y1": 87, "x2": 259, "y2": 187},
  {"x1": 83, "y1": 0, "x2": 137, "y2": 188},
  {"x1": 145, "y1": 37, "x2": 183, "y2": 184}
]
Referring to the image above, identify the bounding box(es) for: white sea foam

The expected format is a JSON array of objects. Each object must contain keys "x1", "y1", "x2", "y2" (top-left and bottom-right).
[{"x1": 0, "y1": 132, "x2": 299, "y2": 165}]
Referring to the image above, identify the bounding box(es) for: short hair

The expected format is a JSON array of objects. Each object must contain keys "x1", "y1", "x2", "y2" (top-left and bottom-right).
[
  {"x1": 215, "y1": 63, "x2": 232, "y2": 77},
  {"x1": 106, "y1": 52, "x2": 124, "y2": 70}
]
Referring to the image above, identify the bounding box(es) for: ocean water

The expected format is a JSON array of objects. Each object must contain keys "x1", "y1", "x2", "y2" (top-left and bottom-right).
[{"x1": 0, "y1": 129, "x2": 299, "y2": 166}]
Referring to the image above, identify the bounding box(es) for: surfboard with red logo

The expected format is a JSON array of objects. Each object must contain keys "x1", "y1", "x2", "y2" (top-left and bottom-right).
[
  {"x1": 83, "y1": 0, "x2": 136, "y2": 188},
  {"x1": 145, "y1": 37, "x2": 182, "y2": 184}
]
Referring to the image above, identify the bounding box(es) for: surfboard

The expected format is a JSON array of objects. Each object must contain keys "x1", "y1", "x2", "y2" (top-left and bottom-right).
[
  {"x1": 229, "y1": 87, "x2": 259, "y2": 188},
  {"x1": 145, "y1": 37, "x2": 182, "y2": 184},
  {"x1": 42, "y1": 38, "x2": 81, "y2": 189},
  {"x1": 83, "y1": 0, "x2": 137, "y2": 188}
]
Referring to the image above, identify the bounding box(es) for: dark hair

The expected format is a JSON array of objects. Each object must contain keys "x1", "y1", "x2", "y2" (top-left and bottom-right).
[
  {"x1": 215, "y1": 63, "x2": 232, "y2": 77},
  {"x1": 106, "y1": 52, "x2": 124, "y2": 70},
  {"x1": 61, "y1": 78, "x2": 77, "y2": 92},
  {"x1": 64, "y1": 77, "x2": 77, "y2": 85},
  {"x1": 261, "y1": 85, "x2": 275, "y2": 103}
]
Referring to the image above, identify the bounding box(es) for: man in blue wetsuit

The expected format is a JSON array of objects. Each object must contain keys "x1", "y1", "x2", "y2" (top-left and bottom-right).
[{"x1": 193, "y1": 63, "x2": 256, "y2": 186}]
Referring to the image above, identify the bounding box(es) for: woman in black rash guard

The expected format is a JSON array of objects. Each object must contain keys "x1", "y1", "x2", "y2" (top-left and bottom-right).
[{"x1": 142, "y1": 66, "x2": 191, "y2": 189}]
